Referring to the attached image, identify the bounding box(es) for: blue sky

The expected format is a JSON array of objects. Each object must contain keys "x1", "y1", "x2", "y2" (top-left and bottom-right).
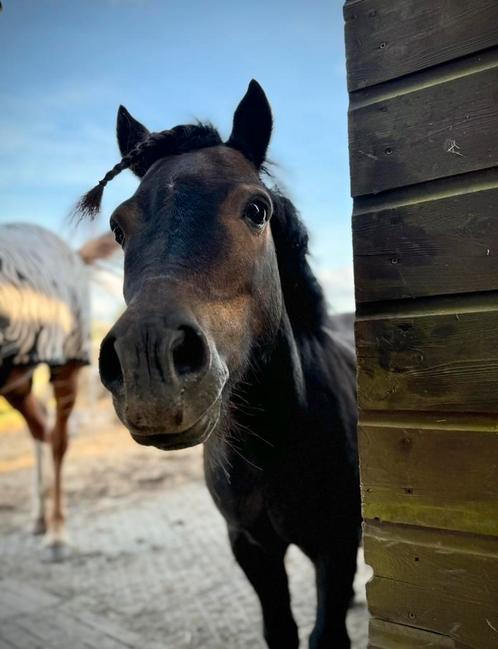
[{"x1": 0, "y1": 0, "x2": 353, "y2": 311}]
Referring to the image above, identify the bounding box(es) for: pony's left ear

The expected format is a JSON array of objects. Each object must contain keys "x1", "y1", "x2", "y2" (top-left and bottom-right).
[{"x1": 227, "y1": 80, "x2": 273, "y2": 168}]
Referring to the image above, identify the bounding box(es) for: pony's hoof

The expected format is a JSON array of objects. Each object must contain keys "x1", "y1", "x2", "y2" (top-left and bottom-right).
[
  {"x1": 32, "y1": 517, "x2": 47, "y2": 536},
  {"x1": 42, "y1": 531, "x2": 70, "y2": 562},
  {"x1": 42, "y1": 539, "x2": 70, "y2": 563}
]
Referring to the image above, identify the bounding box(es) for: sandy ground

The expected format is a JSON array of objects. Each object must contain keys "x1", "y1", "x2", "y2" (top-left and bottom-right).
[{"x1": 0, "y1": 397, "x2": 370, "y2": 649}]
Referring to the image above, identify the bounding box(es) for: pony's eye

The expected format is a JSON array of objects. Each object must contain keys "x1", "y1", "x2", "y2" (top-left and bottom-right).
[
  {"x1": 110, "y1": 221, "x2": 125, "y2": 247},
  {"x1": 243, "y1": 199, "x2": 270, "y2": 229}
]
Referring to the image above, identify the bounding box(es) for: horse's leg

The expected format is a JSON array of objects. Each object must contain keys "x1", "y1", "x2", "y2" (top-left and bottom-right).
[
  {"x1": 33, "y1": 439, "x2": 46, "y2": 534},
  {"x1": 229, "y1": 527, "x2": 299, "y2": 649},
  {"x1": 2, "y1": 368, "x2": 48, "y2": 534},
  {"x1": 308, "y1": 534, "x2": 359, "y2": 649},
  {"x1": 47, "y1": 362, "x2": 80, "y2": 550}
]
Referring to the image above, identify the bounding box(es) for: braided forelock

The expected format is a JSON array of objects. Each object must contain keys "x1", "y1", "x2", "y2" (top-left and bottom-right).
[
  {"x1": 72, "y1": 123, "x2": 222, "y2": 220},
  {"x1": 72, "y1": 129, "x2": 174, "y2": 220}
]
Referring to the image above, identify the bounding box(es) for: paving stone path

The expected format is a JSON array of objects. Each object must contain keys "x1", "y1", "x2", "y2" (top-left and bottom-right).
[{"x1": 0, "y1": 410, "x2": 369, "y2": 649}]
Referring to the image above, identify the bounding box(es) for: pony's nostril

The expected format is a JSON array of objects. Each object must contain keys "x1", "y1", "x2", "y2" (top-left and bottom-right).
[
  {"x1": 171, "y1": 325, "x2": 208, "y2": 378},
  {"x1": 99, "y1": 333, "x2": 124, "y2": 393}
]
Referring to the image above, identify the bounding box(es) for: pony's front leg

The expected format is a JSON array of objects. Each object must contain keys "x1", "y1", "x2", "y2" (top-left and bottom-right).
[
  {"x1": 308, "y1": 536, "x2": 358, "y2": 649},
  {"x1": 46, "y1": 363, "x2": 80, "y2": 558},
  {"x1": 32, "y1": 440, "x2": 47, "y2": 535},
  {"x1": 48, "y1": 418, "x2": 70, "y2": 552},
  {"x1": 229, "y1": 527, "x2": 299, "y2": 649}
]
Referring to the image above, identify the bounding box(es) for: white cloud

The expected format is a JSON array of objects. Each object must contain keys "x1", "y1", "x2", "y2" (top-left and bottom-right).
[{"x1": 316, "y1": 264, "x2": 355, "y2": 314}]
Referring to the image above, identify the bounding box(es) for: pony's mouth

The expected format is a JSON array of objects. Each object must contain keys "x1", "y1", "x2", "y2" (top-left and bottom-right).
[{"x1": 128, "y1": 397, "x2": 221, "y2": 450}]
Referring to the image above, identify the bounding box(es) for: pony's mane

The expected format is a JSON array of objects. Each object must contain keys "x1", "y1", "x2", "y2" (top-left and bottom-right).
[
  {"x1": 73, "y1": 120, "x2": 328, "y2": 334},
  {"x1": 269, "y1": 190, "x2": 329, "y2": 335},
  {"x1": 73, "y1": 123, "x2": 222, "y2": 219}
]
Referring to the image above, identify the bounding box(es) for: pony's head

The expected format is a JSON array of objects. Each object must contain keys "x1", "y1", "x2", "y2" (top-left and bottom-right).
[{"x1": 78, "y1": 81, "x2": 324, "y2": 450}]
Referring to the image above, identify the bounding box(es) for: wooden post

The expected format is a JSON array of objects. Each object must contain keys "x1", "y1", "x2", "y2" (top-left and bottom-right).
[{"x1": 344, "y1": 1, "x2": 498, "y2": 647}]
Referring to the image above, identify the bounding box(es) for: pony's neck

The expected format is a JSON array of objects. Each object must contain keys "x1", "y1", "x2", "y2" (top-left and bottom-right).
[
  {"x1": 206, "y1": 311, "x2": 303, "y2": 477},
  {"x1": 235, "y1": 310, "x2": 306, "y2": 438}
]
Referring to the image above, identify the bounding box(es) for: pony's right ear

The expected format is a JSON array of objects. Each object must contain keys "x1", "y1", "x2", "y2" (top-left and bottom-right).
[{"x1": 116, "y1": 106, "x2": 150, "y2": 168}]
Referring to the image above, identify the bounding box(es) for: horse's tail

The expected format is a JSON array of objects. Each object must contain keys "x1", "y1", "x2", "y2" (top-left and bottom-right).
[{"x1": 78, "y1": 232, "x2": 119, "y2": 265}]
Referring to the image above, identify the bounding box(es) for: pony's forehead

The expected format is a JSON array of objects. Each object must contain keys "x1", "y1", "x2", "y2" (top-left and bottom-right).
[{"x1": 142, "y1": 145, "x2": 262, "y2": 187}]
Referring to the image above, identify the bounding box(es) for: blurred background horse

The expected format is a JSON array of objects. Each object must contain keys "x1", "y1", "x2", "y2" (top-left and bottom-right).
[{"x1": 0, "y1": 223, "x2": 117, "y2": 556}]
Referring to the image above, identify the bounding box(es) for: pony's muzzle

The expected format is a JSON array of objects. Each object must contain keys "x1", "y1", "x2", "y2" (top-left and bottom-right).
[{"x1": 99, "y1": 309, "x2": 224, "y2": 445}]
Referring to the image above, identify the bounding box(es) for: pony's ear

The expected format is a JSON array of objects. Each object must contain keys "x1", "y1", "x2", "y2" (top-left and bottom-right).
[
  {"x1": 227, "y1": 80, "x2": 272, "y2": 168},
  {"x1": 116, "y1": 105, "x2": 150, "y2": 156}
]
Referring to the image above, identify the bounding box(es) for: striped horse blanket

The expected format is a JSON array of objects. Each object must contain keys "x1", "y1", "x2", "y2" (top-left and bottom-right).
[{"x1": 0, "y1": 223, "x2": 91, "y2": 370}]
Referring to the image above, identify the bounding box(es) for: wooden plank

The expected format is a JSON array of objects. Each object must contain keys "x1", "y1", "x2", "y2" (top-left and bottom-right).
[
  {"x1": 368, "y1": 618, "x2": 463, "y2": 649},
  {"x1": 363, "y1": 509, "x2": 498, "y2": 546},
  {"x1": 359, "y1": 425, "x2": 498, "y2": 535},
  {"x1": 363, "y1": 523, "x2": 498, "y2": 611},
  {"x1": 353, "y1": 186, "x2": 498, "y2": 302},
  {"x1": 348, "y1": 65, "x2": 498, "y2": 195},
  {"x1": 344, "y1": 0, "x2": 498, "y2": 90},
  {"x1": 367, "y1": 576, "x2": 498, "y2": 649},
  {"x1": 356, "y1": 309, "x2": 498, "y2": 413}
]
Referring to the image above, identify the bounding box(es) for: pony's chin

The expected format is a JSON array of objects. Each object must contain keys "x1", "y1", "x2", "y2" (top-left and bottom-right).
[{"x1": 127, "y1": 399, "x2": 221, "y2": 451}]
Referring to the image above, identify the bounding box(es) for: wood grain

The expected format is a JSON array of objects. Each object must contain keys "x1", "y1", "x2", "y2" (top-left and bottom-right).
[
  {"x1": 356, "y1": 309, "x2": 498, "y2": 413},
  {"x1": 368, "y1": 618, "x2": 467, "y2": 649},
  {"x1": 360, "y1": 425, "x2": 498, "y2": 535},
  {"x1": 344, "y1": 0, "x2": 498, "y2": 90},
  {"x1": 348, "y1": 65, "x2": 498, "y2": 195},
  {"x1": 353, "y1": 186, "x2": 498, "y2": 302},
  {"x1": 367, "y1": 577, "x2": 498, "y2": 649},
  {"x1": 346, "y1": 2, "x2": 498, "y2": 645},
  {"x1": 364, "y1": 523, "x2": 498, "y2": 610}
]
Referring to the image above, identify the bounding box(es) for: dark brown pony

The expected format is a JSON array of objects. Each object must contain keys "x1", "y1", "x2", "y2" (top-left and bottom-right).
[{"x1": 78, "y1": 81, "x2": 360, "y2": 648}]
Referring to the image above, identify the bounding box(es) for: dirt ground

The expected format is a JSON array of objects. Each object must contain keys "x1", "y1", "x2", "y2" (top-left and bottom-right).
[{"x1": 0, "y1": 397, "x2": 370, "y2": 649}]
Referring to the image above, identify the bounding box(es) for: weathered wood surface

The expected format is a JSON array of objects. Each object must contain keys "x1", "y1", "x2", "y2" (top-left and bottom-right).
[
  {"x1": 367, "y1": 576, "x2": 498, "y2": 649},
  {"x1": 346, "y1": 1, "x2": 498, "y2": 646},
  {"x1": 368, "y1": 618, "x2": 469, "y2": 649},
  {"x1": 356, "y1": 308, "x2": 498, "y2": 413},
  {"x1": 349, "y1": 64, "x2": 498, "y2": 195},
  {"x1": 353, "y1": 185, "x2": 498, "y2": 302},
  {"x1": 344, "y1": 0, "x2": 498, "y2": 90},
  {"x1": 360, "y1": 425, "x2": 498, "y2": 535},
  {"x1": 364, "y1": 524, "x2": 498, "y2": 611}
]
